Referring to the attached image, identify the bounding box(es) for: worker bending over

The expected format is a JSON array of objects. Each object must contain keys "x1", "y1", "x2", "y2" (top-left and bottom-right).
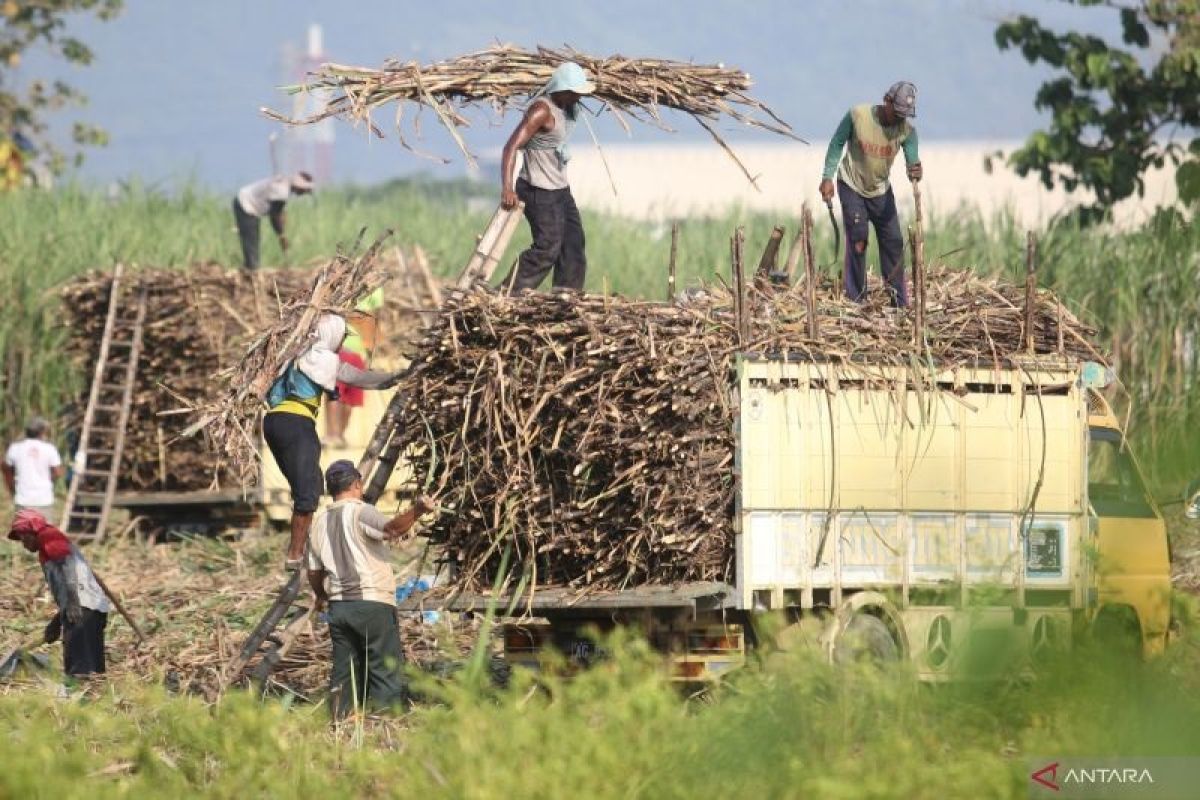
[
  {"x1": 499, "y1": 62, "x2": 595, "y2": 292},
  {"x1": 265, "y1": 314, "x2": 400, "y2": 570},
  {"x1": 232, "y1": 171, "x2": 313, "y2": 270},
  {"x1": 307, "y1": 460, "x2": 434, "y2": 719},
  {"x1": 8, "y1": 510, "x2": 110, "y2": 677},
  {"x1": 819, "y1": 81, "x2": 922, "y2": 307}
]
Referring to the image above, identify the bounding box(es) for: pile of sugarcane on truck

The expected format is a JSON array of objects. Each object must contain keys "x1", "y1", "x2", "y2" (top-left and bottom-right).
[{"x1": 402, "y1": 354, "x2": 1172, "y2": 681}]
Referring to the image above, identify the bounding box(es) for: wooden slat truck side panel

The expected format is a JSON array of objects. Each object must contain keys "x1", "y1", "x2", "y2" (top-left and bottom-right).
[{"x1": 735, "y1": 358, "x2": 1085, "y2": 611}]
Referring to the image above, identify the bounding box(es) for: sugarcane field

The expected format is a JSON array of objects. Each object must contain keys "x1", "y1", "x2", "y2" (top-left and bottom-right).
[{"x1": 3, "y1": 3, "x2": 1200, "y2": 799}]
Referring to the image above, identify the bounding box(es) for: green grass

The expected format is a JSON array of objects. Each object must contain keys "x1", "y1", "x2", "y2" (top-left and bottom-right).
[
  {"x1": 1, "y1": 631, "x2": 1199, "y2": 799},
  {"x1": 3, "y1": 180, "x2": 1198, "y2": 489}
]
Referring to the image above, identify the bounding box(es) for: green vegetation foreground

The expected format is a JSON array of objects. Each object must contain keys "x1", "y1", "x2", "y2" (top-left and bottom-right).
[{"x1": 2, "y1": 625, "x2": 1200, "y2": 797}]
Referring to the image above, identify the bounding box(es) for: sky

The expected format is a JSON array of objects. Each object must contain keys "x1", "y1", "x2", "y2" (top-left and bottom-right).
[{"x1": 11, "y1": 0, "x2": 1123, "y2": 191}]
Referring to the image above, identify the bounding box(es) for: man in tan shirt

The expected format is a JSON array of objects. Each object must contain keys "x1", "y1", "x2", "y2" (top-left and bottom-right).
[{"x1": 307, "y1": 459, "x2": 434, "y2": 718}]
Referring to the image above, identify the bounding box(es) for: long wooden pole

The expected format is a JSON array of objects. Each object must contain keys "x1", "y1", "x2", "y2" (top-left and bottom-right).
[
  {"x1": 91, "y1": 570, "x2": 147, "y2": 645},
  {"x1": 1025, "y1": 231, "x2": 1038, "y2": 354},
  {"x1": 910, "y1": 178, "x2": 927, "y2": 342},
  {"x1": 801, "y1": 205, "x2": 818, "y2": 340},
  {"x1": 732, "y1": 227, "x2": 748, "y2": 346},
  {"x1": 667, "y1": 222, "x2": 679, "y2": 301}
]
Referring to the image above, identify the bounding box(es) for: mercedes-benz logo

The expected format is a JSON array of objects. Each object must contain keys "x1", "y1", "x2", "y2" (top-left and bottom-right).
[{"x1": 926, "y1": 615, "x2": 952, "y2": 668}]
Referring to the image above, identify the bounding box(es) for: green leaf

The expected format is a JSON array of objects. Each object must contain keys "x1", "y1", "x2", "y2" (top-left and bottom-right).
[
  {"x1": 1086, "y1": 52, "x2": 1111, "y2": 81},
  {"x1": 1120, "y1": 8, "x2": 1151, "y2": 48},
  {"x1": 1177, "y1": 159, "x2": 1200, "y2": 205}
]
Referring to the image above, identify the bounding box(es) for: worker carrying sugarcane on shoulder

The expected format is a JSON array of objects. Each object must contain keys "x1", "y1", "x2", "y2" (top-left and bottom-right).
[
  {"x1": 265, "y1": 314, "x2": 402, "y2": 571},
  {"x1": 307, "y1": 460, "x2": 435, "y2": 719},
  {"x1": 818, "y1": 81, "x2": 922, "y2": 307},
  {"x1": 232, "y1": 171, "x2": 314, "y2": 270},
  {"x1": 7, "y1": 510, "x2": 111, "y2": 677},
  {"x1": 498, "y1": 62, "x2": 596, "y2": 293}
]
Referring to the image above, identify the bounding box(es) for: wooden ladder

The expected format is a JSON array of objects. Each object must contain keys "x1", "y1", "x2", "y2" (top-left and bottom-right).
[
  {"x1": 455, "y1": 202, "x2": 525, "y2": 289},
  {"x1": 61, "y1": 264, "x2": 147, "y2": 542}
]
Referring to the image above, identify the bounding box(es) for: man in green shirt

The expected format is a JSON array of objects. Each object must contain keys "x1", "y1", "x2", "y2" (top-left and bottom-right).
[{"x1": 818, "y1": 81, "x2": 922, "y2": 307}]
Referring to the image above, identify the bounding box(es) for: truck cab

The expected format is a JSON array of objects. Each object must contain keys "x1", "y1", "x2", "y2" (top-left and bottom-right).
[{"x1": 1086, "y1": 398, "x2": 1172, "y2": 656}]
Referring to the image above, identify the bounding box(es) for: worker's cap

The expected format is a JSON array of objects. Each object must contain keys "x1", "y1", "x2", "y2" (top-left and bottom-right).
[
  {"x1": 324, "y1": 459, "x2": 361, "y2": 496},
  {"x1": 7, "y1": 509, "x2": 47, "y2": 540},
  {"x1": 24, "y1": 416, "x2": 49, "y2": 438},
  {"x1": 291, "y1": 171, "x2": 315, "y2": 192},
  {"x1": 545, "y1": 62, "x2": 596, "y2": 96},
  {"x1": 885, "y1": 81, "x2": 917, "y2": 118}
]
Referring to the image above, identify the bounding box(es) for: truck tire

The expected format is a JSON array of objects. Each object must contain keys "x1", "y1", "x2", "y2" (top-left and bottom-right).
[
  {"x1": 759, "y1": 613, "x2": 830, "y2": 671},
  {"x1": 834, "y1": 613, "x2": 900, "y2": 665},
  {"x1": 1090, "y1": 606, "x2": 1142, "y2": 660}
]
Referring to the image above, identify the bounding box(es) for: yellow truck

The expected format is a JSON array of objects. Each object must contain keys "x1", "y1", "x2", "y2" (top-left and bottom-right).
[{"x1": 498, "y1": 355, "x2": 1172, "y2": 680}]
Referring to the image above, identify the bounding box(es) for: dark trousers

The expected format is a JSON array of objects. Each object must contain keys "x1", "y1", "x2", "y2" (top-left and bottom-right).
[
  {"x1": 64, "y1": 608, "x2": 107, "y2": 676},
  {"x1": 505, "y1": 178, "x2": 587, "y2": 292},
  {"x1": 328, "y1": 600, "x2": 406, "y2": 719},
  {"x1": 263, "y1": 412, "x2": 321, "y2": 514},
  {"x1": 233, "y1": 197, "x2": 261, "y2": 270},
  {"x1": 837, "y1": 179, "x2": 907, "y2": 307}
]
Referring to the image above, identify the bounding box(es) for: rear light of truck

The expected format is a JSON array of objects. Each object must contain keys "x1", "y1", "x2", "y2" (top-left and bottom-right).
[
  {"x1": 673, "y1": 661, "x2": 706, "y2": 679},
  {"x1": 503, "y1": 626, "x2": 548, "y2": 653},
  {"x1": 686, "y1": 630, "x2": 742, "y2": 653}
]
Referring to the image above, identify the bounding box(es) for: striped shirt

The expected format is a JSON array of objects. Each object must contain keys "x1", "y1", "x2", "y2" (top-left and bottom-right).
[{"x1": 306, "y1": 499, "x2": 396, "y2": 605}]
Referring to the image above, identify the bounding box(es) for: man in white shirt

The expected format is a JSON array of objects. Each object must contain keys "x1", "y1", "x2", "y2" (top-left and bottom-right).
[
  {"x1": 307, "y1": 459, "x2": 434, "y2": 718},
  {"x1": 232, "y1": 171, "x2": 314, "y2": 270},
  {"x1": 3, "y1": 417, "x2": 63, "y2": 513}
]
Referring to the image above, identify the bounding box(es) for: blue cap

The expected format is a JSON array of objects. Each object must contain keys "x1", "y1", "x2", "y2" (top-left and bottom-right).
[{"x1": 544, "y1": 62, "x2": 596, "y2": 96}]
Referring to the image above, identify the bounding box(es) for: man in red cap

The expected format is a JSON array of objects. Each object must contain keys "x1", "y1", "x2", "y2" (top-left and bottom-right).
[{"x1": 8, "y1": 509, "x2": 111, "y2": 676}]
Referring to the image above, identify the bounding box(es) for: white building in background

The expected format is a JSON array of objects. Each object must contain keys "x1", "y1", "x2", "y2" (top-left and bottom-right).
[{"x1": 559, "y1": 142, "x2": 1178, "y2": 229}]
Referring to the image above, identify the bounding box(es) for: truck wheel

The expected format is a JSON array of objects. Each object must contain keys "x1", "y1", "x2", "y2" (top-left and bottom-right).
[
  {"x1": 834, "y1": 613, "x2": 900, "y2": 665},
  {"x1": 1091, "y1": 606, "x2": 1142, "y2": 660},
  {"x1": 759, "y1": 613, "x2": 831, "y2": 671}
]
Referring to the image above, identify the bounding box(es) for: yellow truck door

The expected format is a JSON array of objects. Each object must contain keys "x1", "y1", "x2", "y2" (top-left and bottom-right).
[{"x1": 1087, "y1": 427, "x2": 1171, "y2": 654}]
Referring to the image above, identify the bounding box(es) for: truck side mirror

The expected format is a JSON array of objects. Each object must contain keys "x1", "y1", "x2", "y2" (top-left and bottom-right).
[{"x1": 1185, "y1": 478, "x2": 1200, "y2": 520}]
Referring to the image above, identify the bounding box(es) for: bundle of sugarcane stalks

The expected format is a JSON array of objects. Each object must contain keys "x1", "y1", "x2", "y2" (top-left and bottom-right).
[
  {"x1": 393, "y1": 270, "x2": 1102, "y2": 592},
  {"x1": 61, "y1": 243, "x2": 442, "y2": 493},
  {"x1": 265, "y1": 44, "x2": 802, "y2": 185}
]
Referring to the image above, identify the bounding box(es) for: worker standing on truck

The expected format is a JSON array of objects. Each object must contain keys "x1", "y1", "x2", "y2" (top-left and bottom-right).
[
  {"x1": 498, "y1": 61, "x2": 596, "y2": 293},
  {"x1": 265, "y1": 314, "x2": 400, "y2": 570},
  {"x1": 232, "y1": 171, "x2": 314, "y2": 270},
  {"x1": 3, "y1": 417, "x2": 64, "y2": 515},
  {"x1": 7, "y1": 510, "x2": 111, "y2": 677},
  {"x1": 818, "y1": 81, "x2": 922, "y2": 307},
  {"x1": 306, "y1": 460, "x2": 434, "y2": 719}
]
